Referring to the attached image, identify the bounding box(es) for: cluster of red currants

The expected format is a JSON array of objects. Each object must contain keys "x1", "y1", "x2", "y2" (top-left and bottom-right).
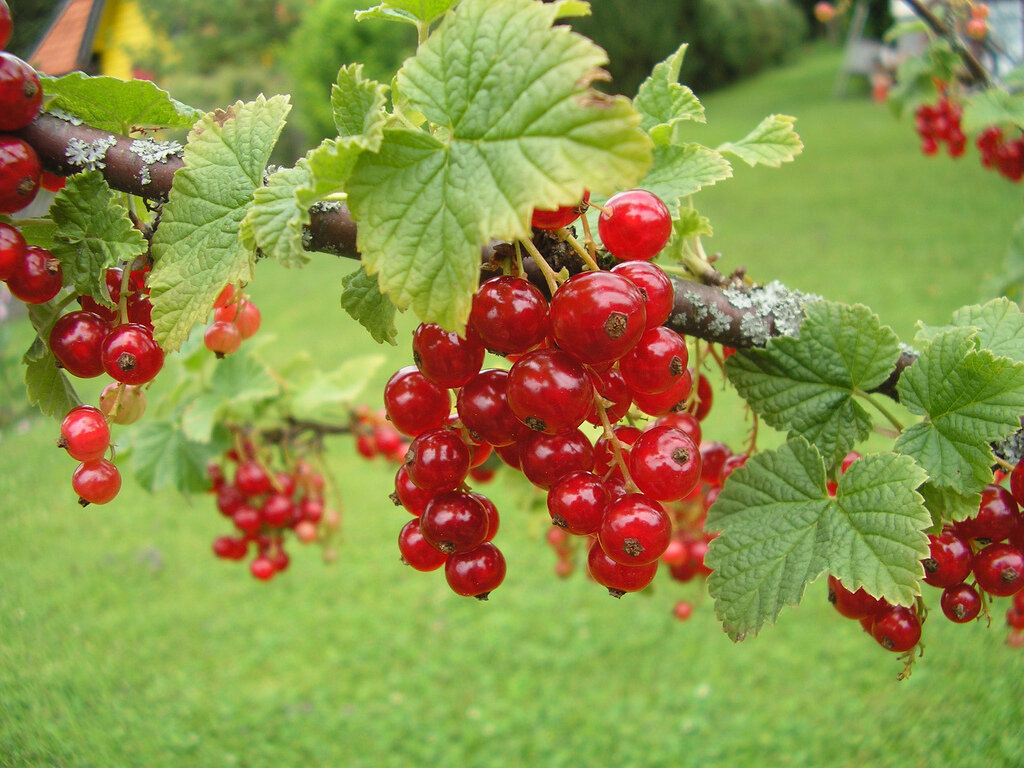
[
  {"x1": 914, "y1": 96, "x2": 966, "y2": 158},
  {"x1": 204, "y1": 284, "x2": 262, "y2": 357},
  {"x1": 976, "y1": 126, "x2": 1024, "y2": 183},
  {"x1": 207, "y1": 448, "x2": 338, "y2": 580},
  {"x1": 383, "y1": 188, "x2": 727, "y2": 599}
]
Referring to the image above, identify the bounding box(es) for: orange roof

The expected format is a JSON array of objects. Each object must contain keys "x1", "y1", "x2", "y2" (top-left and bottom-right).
[{"x1": 29, "y1": 0, "x2": 107, "y2": 76}]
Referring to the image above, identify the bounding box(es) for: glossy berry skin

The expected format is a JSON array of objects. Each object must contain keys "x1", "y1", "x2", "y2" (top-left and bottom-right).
[
  {"x1": 700, "y1": 441, "x2": 733, "y2": 487},
  {"x1": 6, "y1": 245, "x2": 61, "y2": 304},
  {"x1": 940, "y1": 584, "x2": 982, "y2": 623},
  {"x1": 531, "y1": 190, "x2": 590, "y2": 230},
  {"x1": 383, "y1": 366, "x2": 451, "y2": 437},
  {"x1": 398, "y1": 518, "x2": 448, "y2": 571},
  {"x1": 101, "y1": 324, "x2": 163, "y2": 385},
  {"x1": 405, "y1": 427, "x2": 471, "y2": 492},
  {"x1": 630, "y1": 369, "x2": 692, "y2": 417},
  {"x1": 261, "y1": 493, "x2": 295, "y2": 528},
  {"x1": 959, "y1": 484, "x2": 1020, "y2": 543},
  {"x1": 592, "y1": 424, "x2": 640, "y2": 478},
  {"x1": 585, "y1": 366, "x2": 632, "y2": 426},
  {"x1": 687, "y1": 372, "x2": 714, "y2": 420},
  {"x1": 922, "y1": 529, "x2": 973, "y2": 588},
  {"x1": 827, "y1": 575, "x2": 885, "y2": 620},
  {"x1": 392, "y1": 464, "x2": 434, "y2": 516},
  {"x1": 628, "y1": 426, "x2": 701, "y2": 502},
  {"x1": 0, "y1": 1, "x2": 10, "y2": 50},
  {"x1": 49, "y1": 311, "x2": 107, "y2": 378},
  {"x1": 212, "y1": 536, "x2": 248, "y2": 561},
  {"x1": 0, "y1": 135, "x2": 40, "y2": 213},
  {"x1": 549, "y1": 271, "x2": 647, "y2": 365},
  {"x1": 420, "y1": 490, "x2": 489, "y2": 554},
  {"x1": 972, "y1": 542, "x2": 1024, "y2": 597},
  {"x1": 587, "y1": 539, "x2": 658, "y2": 597},
  {"x1": 472, "y1": 492, "x2": 500, "y2": 542},
  {"x1": 599, "y1": 493, "x2": 672, "y2": 566},
  {"x1": 546, "y1": 471, "x2": 609, "y2": 535},
  {"x1": 412, "y1": 322, "x2": 485, "y2": 388},
  {"x1": 72, "y1": 458, "x2": 121, "y2": 505},
  {"x1": 0, "y1": 220, "x2": 25, "y2": 281},
  {"x1": 250, "y1": 556, "x2": 276, "y2": 581},
  {"x1": 1010, "y1": 460, "x2": 1024, "y2": 508},
  {"x1": 445, "y1": 542, "x2": 506, "y2": 599},
  {"x1": 597, "y1": 189, "x2": 672, "y2": 261},
  {"x1": 506, "y1": 348, "x2": 593, "y2": 434},
  {"x1": 619, "y1": 326, "x2": 688, "y2": 395},
  {"x1": 204, "y1": 320, "x2": 242, "y2": 356},
  {"x1": 871, "y1": 605, "x2": 921, "y2": 652},
  {"x1": 610, "y1": 260, "x2": 675, "y2": 330},
  {"x1": 518, "y1": 428, "x2": 594, "y2": 490},
  {"x1": 457, "y1": 369, "x2": 522, "y2": 447},
  {"x1": 0, "y1": 52, "x2": 42, "y2": 131},
  {"x1": 60, "y1": 405, "x2": 110, "y2": 461},
  {"x1": 234, "y1": 460, "x2": 273, "y2": 497},
  {"x1": 469, "y1": 276, "x2": 549, "y2": 355}
]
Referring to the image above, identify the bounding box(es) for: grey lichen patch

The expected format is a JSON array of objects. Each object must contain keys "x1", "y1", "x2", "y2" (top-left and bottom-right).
[
  {"x1": 739, "y1": 313, "x2": 770, "y2": 346},
  {"x1": 993, "y1": 427, "x2": 1024, "y2": 467},
  {"x1": 898, "y1": 341, "x2": 920, "y2": 358},
  {"x1": 301, "y1": 228, "x2": 313, "y2": 249},
  {"x1": 309, "y1": 200, "x2": 344, "y2": 214},
  {"x1": 46, "y1": 108, "x2": 83, "y2": 125},
  {"x1": 128, "y1": 138, "x2": 184, "y2": 165},
  {"x1": 65, "y1": 135, "x2": 118, "y2": 171},
  {"x1": 706, "y1": 306, "x2": 733, "y2": 337}
]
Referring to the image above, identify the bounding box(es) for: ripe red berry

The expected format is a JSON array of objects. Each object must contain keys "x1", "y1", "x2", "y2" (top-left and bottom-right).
[
  {"x1": 629, "y1": 368, "x2": 692, "y2": 417},
  {"x1": 628, "y1": 425, "x2": 701, "y2": 501},
  {"x1": 546, "y1": 470, "x2": 609, "y2": 535},
  {"x1": 597, "y1": 189, "x2": 672, "y2": 261},
  {"x1": 204, "y1": 320, "x2": 242, "y2": 357},
  {"x1": 871, "y1": 605, "x2": 921, "y2": 652},
  {"x1": 958, "y1": 484, "x2": 1020, "y2": 543},
  {"x1": 383, "y1": 366, "x2": 451, "y2": 437},
  {"x1": 518, "y1": 428, "x2": 594, "y2": 489},
  {"x1": 72, "y1": 458, "x2": 122, "y2": 505},
  {"x1": 673, "y1": 600, "x2": 694, "y2": 621},
  {"x1": 506, "y1": 348, "x2": 594, "y2": 434},
  {"x1": 610, "y1": 260, "x2": 675, "y2": 330},
  {"x1": 469, "y1": 276, "x2": 549, "y2": 354},
  {"x1": 0, "y1": 135, "x2": 40, "y2": 213},
  {"x1": 619, "y1": 326, "x2": 689, "y2": 395},
  {"x1": 531, "y1": 190, "x2": 590, "y2": 230},
  {"x1": 940, "y1": 583, "x2": 982, "y2": 623},
  {"x1": 445, "y1": 542, "x2": 507, "y2": 599},
  {"x1": 404, "y1": 427, "x2": 471, "y2": 492},
  {"x1": 0, "y1": 220, "x2": 25, "y2": 281},
  {"x1": 922, "y1": 529, "x2": 973, "y2": 588},
  {"x1": 598, "y1": 493, "x2": 672, "y2": 565},
  {"x1": 548, "y1": 271, "x2": 647, "y2": 365},
  {"x1": 0, "y1": 1, "x2": 11, "y2": 50},
  {"x1": 212, "y1": 536, "x2": 248, "y2": 561},
  {"x1": 586, "y1": 539, "x2": 658, "y2": 597},
  {"x1": 0, "y1": 52, "x2": 42, "y2": 131},
  {"x1": 456, "y1": 369, "x2": 522, "y2": 447},
  {"x1": 234, "y1": 460, "x2": 273, "y2": 497},
  {"x1": 6, "y1": 245, "x2": 61, "y2": 304},
  {"x1": 972, "y1": 542, "x2": 1024, "y2": 597},
  {"x1": 49, "y1": 311, "x2": 108, "y2": 378},
  {"x1": 250, "y1": 556, "x2": 276, "y2": 581},
  {"x1": 398, "y1": 518, "x2": 449, "y2": 571},
  {"x1": 420, "y1": 490, "x2": 490, "y2": 554},
  {"x1": 412, "y1": 322, "x2": 485, "y2": 388},
  {"x1": 827, "y1": 574, "x2": 885, "y2": 620},
  {"x1": 100, "y1": 324, "x2": 164, "y2": 385},
  {"x1": 59, "y1": 405, "x2": 110, "y2": 461}
]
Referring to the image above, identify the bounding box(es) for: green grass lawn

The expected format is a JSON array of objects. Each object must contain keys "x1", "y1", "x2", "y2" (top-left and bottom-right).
[{"x1": 3, "y1": 45, "x2": 1024, "y2": 767}]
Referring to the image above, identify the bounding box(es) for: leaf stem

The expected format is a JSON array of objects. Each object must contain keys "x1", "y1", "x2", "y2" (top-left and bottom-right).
[{"x1": 856, "y1": 390, "x2": 904, "y2": 432}]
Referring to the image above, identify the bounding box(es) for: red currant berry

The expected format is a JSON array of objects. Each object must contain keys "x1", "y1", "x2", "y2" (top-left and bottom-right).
[
  {"x1": 457, "y1": 369, "x2": 522, "y2": 447},
  {"x1": 0, "y1": 1, "x2": 11, "y2": 50},
  {"x1": 922, "y1": 529, "x2": 973, "y2": 588},
  {"x1": 398, "y1": 518, "x2": 448, "y2": 571},
  {"x1": 234, "y1": 460, "x2": 273, "y2": 497},
  {"x1": 6, "y1": 245, "x2": 61, "y2": 304},
  {"x1": 972, "y1": 542, "x2": 1024, "y2": 596},
  {"x1": 547, "y1": 470, "x2": 609, "y2": 535},
  {"x1": 1008, "y1": 605, "x2": 1024, "y2": 630},
  {"x1": 101, "y1": 324, "x2": 164, "y2": 385},
  {"x1": 549, "y1": 271, "x2": 646, "y2": 365},
  {"x1": 531, "y1": 190, "x2": 590, "y2": 230},
  {"x1": 419, "y1": 490, "x2": 490, "y2": 554},
  {"x1": 40, "y1": 170, "x2": 66, "y2": 192},
  {"x1": 384, "y1": 366, "x2": 451, "y2": 437},
  {"x1": 0, "y1": 220, "x2": 25, "y2": 281},
  {"x1": 59, "y1": 405, "x2": 111, "y2": 461},
  {"x1": 412, "y1": 322, "x2": 485, "y2": 388},
  {"x1": 619, "y1": 326, "x2": 689, "y2": 395},
  {"x1": 699, "y1": 441, "x2": 733, "y2": 487},
  {"x1": 250, "y1": 556, "x2": 276, "y2": 581},
  {"x1": 673, "y1": 600, "x2": 694, "y2": 621},
  {"x1": 469, "y1": 276, "x2": 549, "y2": 355},
  {"x1": 827, "y1": 575, "x2": 885, "y2": 620},
  {"x1": 592, "y1": 424, "x2": 641, "y2": 478},
  {"x1": 99, "y1": 382, "x2": 146, "y2": 425},
  {"x1": 72, "y1": 458, "x2": 121, "y2": 505},
  {"x1": 204, "y1": 320, "x2": 242, "y2": 357},
  {"x1": 958, "y1": 484, "x2": 1020, "y2": 543},
  {"x1": 610, "y1": 260, "x2": 675, "y2": 330},
  {"x1": 584, "y1": 366, "x2": 632, "y2": 426},
  {"x1": 261, "y1": 493, "x2": 295, "y2": 528},
  {"x1": 392, "y1": 464, "x2": 435, "y2": 516},
  {"x1": 445, "y1": 542, "x2": 506, "y2": 599},
  {"x1": 599, "y1": 493, "x2": 672, "y2": 565},
  {"x1": 687, "y1": 371, "x2": 714, "y2": 420},
  {"x1": 0, "y1": 52, "x2": 42, "y2": 131},
  {"x1": 871, "y1": 605, "x2": 921, "y2": 652},
  {"x1": 234, "y1": 301, "x2": 261, "y2": 339},
  {"x1": 587, "y1": 539, "x2": 658, "y2": 597},
  {"x1": 404, "y1": 427, "x2": 471, "y2": 492},
  {"x1": 212, "y1": 536, "x2": 248, "y2": 561},
  {"x1": 653, "y1": 411, "x2": 702, "y2": 446},
  {"x1": 472, "y1": 492, "x2": 500, "y2": 542},
  {"x1": 49, "y1": 311, "x2": 107, "y2": 378},
  {"x1": 216, "y1": 483, "x2": 246, "y2": 517},
  {"x1": 628, "y1": 425, "x2": 701, "y2": 501},
  {"x1": 518, "y1": 428, "x2": 594, "y2": 489},
  {"x1": 0, "y1": 135, "x2": 40, "y2": 213},
  {"x1": 597, "y1": 189, "x2": 672, "y2": 261},
  {"x1": 630, "y1": 368, "x2": 692, "y2": 416},
  {"x1": 506, "y1": 348, "x2": 593, "y2": 434},
  {"x1": 940, "y1": 583, "x2": 982, "y2": 623}
]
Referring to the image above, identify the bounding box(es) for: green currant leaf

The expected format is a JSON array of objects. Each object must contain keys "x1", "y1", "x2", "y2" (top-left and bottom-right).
[
  {"x1": 240, "y1": 162, "x2": 312, "y2": 268},
  {"x1": 48, "y1": 171, "x2": 146, "y2": 302},
  {"x1": 149, "y1": 95, "x2": 291, "y2": 353},
  {"x1": 706, "y1": 439, "x2": 930, "y2": 641},
  {"x1": 986, "y1": 215, "x2": 1024, "y2": 302},
  {"x1": 289, "y1": 354, "x2": 388, "y2": 420},
  {"x1": 717, "y1": 114, "x2": 803, "y2": 168},
  {"x1": 40, "y1": 73, "x2": 201, "y2": 134},
  {"x1": 23, "y1": 303, "x2": 82, "y2": 418},
  {"x1": 640, "y1": 143, "x2": 732, "y2": 213},
  {"x1": 725, "y1": 301, "x2": 902, "y2": 468},
  {"x1": 634, "y1": 44, "x2": 706, "y2": 145},
  {"x1": 180, "y1": 352, "x2": 280, "y2": 443},
  {"x1": 126, "y1": 419, "x2": 228, "y2": 494},
  {"x1": 354, "y1": 0, "x2": 457, "y2": 27},
  {"x1": 895, "y1": 327, "x2": 1024, "y2": 494},
  {"x1": 10, "y1": 218, "x2": 57, "y2": 250},
  {"x1": 951, "y1": 298, "x2": 1024, "y2": 362},
  {"x1": 918, "y1": 482, "x2": 981, "y2": 527},
  {"x1": 341, "y1": 266, "x2": 401, "y2": 345},
  {"x1": 331, "y1": 64, "x2": 389, "y2": 147},
  {"x1": 962, "y1": 87, "x2": 1024, "y2": 134},
  {"x1": 347, "y1": 0, "x2": 651, "y2": 332},
  {"x1": 887, "y1": 39, "x2": 958, "y2": 119}
]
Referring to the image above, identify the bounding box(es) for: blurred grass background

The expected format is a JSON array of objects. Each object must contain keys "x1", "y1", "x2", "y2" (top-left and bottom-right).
[{"x1": 2, "y1": 45, "x2": 1024, "y2": 767}]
